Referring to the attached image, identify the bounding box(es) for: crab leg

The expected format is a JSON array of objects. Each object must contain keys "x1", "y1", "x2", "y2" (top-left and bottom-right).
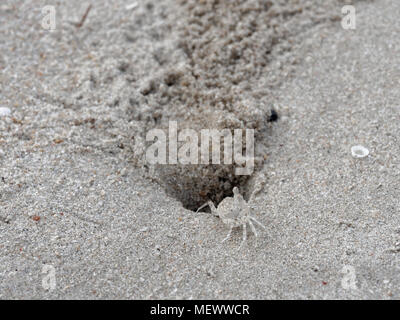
[
  {"x1": 221, "y1": 227, "x2": 233, "y2": 243},
  {"x1": 196, "y1": 201, "x2": 217, "y2": 215},
  {"x1": 248, "y1": 220, "x2": 258, "y2": 238},
  {"x1": 250, "y1": 216, "x2": 266, "y2": 230},
  {"x1": 237, "y1": 223, "x2": 247, "y2": 250}
]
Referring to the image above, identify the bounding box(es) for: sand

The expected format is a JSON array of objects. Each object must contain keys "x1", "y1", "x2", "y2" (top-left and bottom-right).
[{"x1": 0, "y1": 0, "x2": 399, "y2": 299}]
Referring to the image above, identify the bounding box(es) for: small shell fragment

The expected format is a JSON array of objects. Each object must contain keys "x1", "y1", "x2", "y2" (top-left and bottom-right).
[
  {"x1": 351, "y1": 145, "x2": 369, "y2": 158},
  {"x1": 126, "y1": 2, "x2": 138, "y2": 10},
  {"x1": 0, "y1": 107, "x2": 11, "y2": 117}
]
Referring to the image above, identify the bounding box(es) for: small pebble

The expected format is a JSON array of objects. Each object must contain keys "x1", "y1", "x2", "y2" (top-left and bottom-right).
[
  {"x1": 0, "y1": 5, "x2": 13, "y2": 12},
  {"x1": 351, "y1": 145, "x2": 369, "y2": 158},
  {"x1": 0, "y1": 107, "x2": 11, "y2": 117},
  {"x1": 126, "y1": 2, "x2": 138, "y2": 10},
  {"x1": 267, "y1": 109, "x2": 279, "y2": 122}
]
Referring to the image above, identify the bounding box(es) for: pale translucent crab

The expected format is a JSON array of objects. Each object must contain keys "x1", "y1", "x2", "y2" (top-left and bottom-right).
[{"x1": 196, "y1": 187, "x2": 266, "y2": 249}]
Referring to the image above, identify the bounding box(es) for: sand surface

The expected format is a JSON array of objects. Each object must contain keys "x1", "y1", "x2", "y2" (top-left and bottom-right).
[{"x1": 1, "y1": 0, "x2": 399, "y2": 299}]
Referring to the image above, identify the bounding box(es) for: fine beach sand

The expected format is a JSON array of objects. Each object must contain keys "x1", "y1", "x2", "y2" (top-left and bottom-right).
[{"x1": 1, "y1": 0, "x2": 399, "y2": 299}]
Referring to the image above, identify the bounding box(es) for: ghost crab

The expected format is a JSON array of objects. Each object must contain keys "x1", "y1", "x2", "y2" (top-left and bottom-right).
[{"x1": 196, "y1": 187, "x2": 266, "y2": 249}]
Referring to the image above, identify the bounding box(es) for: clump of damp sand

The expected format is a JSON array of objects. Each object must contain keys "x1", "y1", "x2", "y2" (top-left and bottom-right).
[
  {"x1": 35, "y1": 0, "x2": 358, "y2": 210},
  {"x1": 135, "y1": 0, "x2": 351, "y2": 210}
]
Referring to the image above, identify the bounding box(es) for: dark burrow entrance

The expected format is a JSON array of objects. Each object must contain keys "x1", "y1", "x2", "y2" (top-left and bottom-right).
[{"x1": 150, "y1": 110, "x2": 278, "y2": 212}]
